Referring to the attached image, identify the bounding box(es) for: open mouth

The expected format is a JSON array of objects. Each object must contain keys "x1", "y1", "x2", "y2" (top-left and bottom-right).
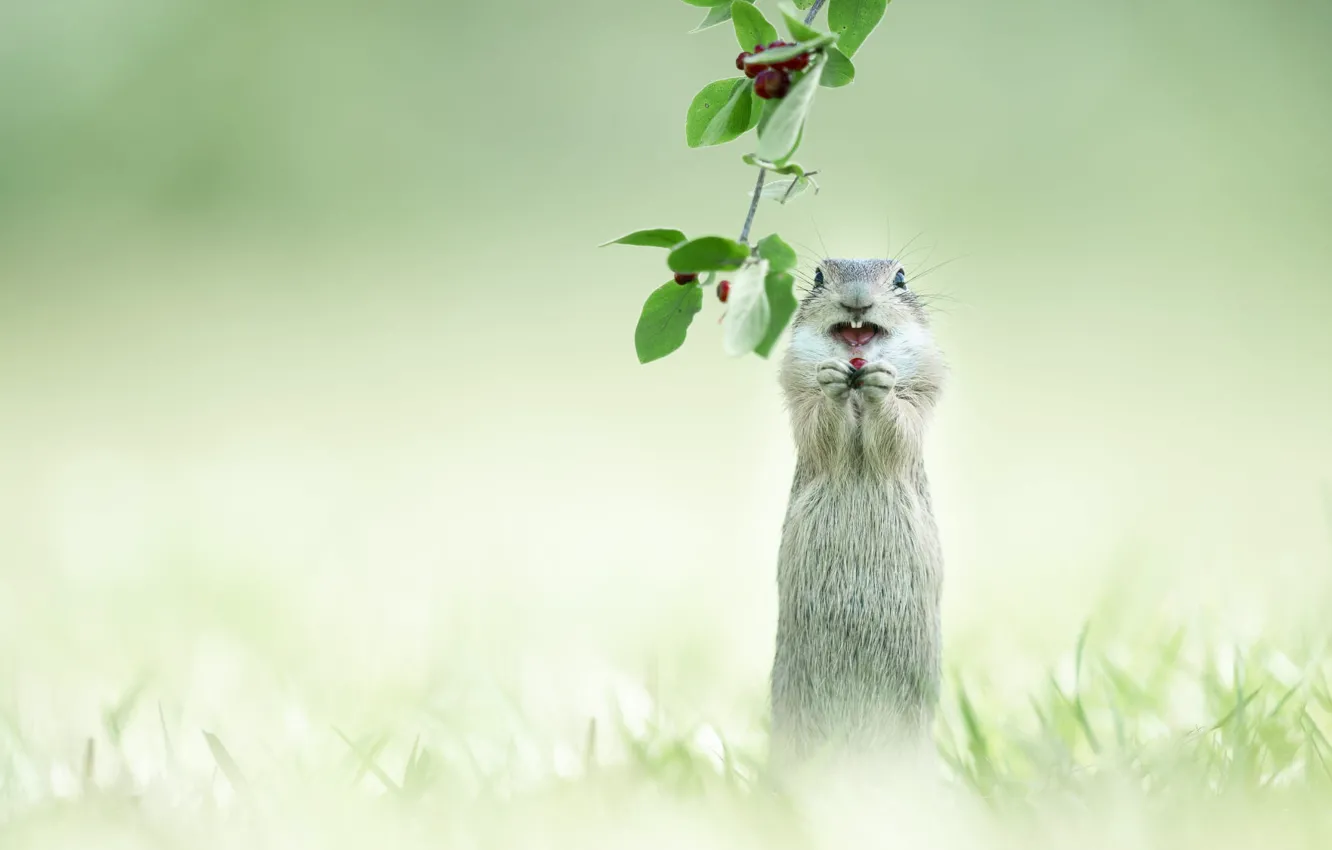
[{"x1": 831, "y1": 322, "x2": 886, "y2": 349}]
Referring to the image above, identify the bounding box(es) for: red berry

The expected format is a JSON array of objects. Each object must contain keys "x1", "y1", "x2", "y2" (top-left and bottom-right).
[
  {"x1": 850, "y1": 358, "x2": 867, "y2": 370},
  {"x1": 779, "y1": 52, "x2": 811, "y2": 72},
  {"x1": 736, "y1": 51, "x2": 750, "y2": 71},
  {"x1": 753, "y1": 44, "x2": 765, "y2": 53},
  {"x1": 717, "y1": 280, "x2": 731, "y2": 303},
  {"x1": 674, "y1": 273, "x2": 698, "y2": 285},
  {"x1": 745, "y1": 62, "x2": 766, "y2": 79},
  {"x1": 768, "y1": 41, "x2": 789, "y2": 50},
  {"x1": 753, "y1": 68, "x2": 791, "y2": 99}
]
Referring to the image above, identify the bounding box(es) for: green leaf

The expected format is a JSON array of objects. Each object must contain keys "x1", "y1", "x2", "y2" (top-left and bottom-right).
[
  {"x1": 743, "y1": 153, "x2": 807, "y2": 177},
  {"x1": 731, "y1": 1, "x2": 779, "y2": 52},
  {"x1": 755, "y1": 54, "x2": 824, "y2": 163},
  {"x1": 757, "y1": 234, "x2": 797, "y2": 272},
  {"x1": 692, "y1": 3, "x2": 733, "y2": 31},
  {"x1": 755, "y1": 270, "x2": 798, "y2": 358},
  {"x1": 635, "y1": 281, "x2": 704, "y2": 364},
  {"x1": 828, "y1": 0, "x2": 889, "y2": 57},
  {"x1": 820, "y1": 46, "x2": 855, "y2": 87},
  {"x1": 791, "y1": 0, "x2": 817, "y2": 9},
  {"x1": 700, "y1": 79, "x2": 757, "y2": 147},
  {"x1": 686, "y1": 78, "x2": 760, "y2": 148},
  {"x1": 723, "y1": 260, "x2": 771, "y2": 357},
  {"x1": 668, "y1": 236, "x2": 751, "y2": 273},
  {"x1": 781, "y1": 4, "x2": 827, "y2": 41},
  {"x1": 680, "y1": 0, "x2": 729, "y2": 7},
  {"x1": 600, "y1": 229, "x2": 688, "y2": 249},
  {"x1": 744, "y1": 34, "x2": 835, "y2": 66}
]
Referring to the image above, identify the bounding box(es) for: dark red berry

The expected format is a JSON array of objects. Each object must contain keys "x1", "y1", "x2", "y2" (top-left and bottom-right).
[
  {"x1": 736, "y1": 51, "x2": 750, "y2": 71},
  {"x1": 850, "y1": 358, "x2": 868, "y2": 370},
  {"x1": 753, "y1": 68, "x2": 791, "y2": 99},
  {"x1": 717, "y1": 280, "x2": 731, "y2": 303},
  {"x1": 674, "y1": 273, "x2": 698, "y2": 285},
  {"x1": 753, "y1": 44, "x2": 766, "y2": 53},
  {"x1": 768, "y1": 41, "x2": 790, "y2": 50},
  {"x1": 779, "y1": 52, "x2": 811, "y2": 72},
  {"x1": 745, "y1": 61, "x2": 766, "y2": 79}
]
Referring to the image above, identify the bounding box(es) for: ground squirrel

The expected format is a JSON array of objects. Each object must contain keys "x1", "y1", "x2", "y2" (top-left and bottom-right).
[{"x1": 770, "y1": 258, "x2": 946, "y2": 767}]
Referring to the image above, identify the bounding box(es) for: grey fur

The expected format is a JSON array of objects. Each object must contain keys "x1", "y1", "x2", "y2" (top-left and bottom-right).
[{"x1": 770, "y1": 259, "x2": 947, "y2": 769}]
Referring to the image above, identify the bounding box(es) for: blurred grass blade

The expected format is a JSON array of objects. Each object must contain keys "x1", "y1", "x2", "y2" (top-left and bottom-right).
[
  {"x1": 583, "y1": 717, "x2": 597, "y2": 773},
  {"x1": 956, "y1": 682, "x2": 995, "y2": 790},
  {"x1": 333, "y1": 727, "x2": 401, "y2": 794},
  {"x1": 202, "y1": 730, "x2": 247, "y2": 791},
  {"x1": 1212, "y1": 686, "x2": 1264, "y2": 731},
  {"x1": 1074, "y1": 621, "x2": 1091, "y2": 691},
  {"x1": 1270, "y1": 680, "x2": 1304, "y2": 718},
  {"x1": 158, "y1": 701, "x2": 174, "y2": 761},
  {"x1": 82, "y1": 738, "x2": 95, "y2": 789},
  {"x1": 103, "y1": 677, "x2": 149, "y2": 745},
  {"x1": 1302, "y1": 711, "x2": 1332, "y2": 781}
]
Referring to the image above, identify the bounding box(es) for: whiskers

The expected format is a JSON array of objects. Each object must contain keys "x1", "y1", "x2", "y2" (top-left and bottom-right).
[
  {"x1": 791, "y1": 264, "x2": 823, "y2": 297},
  {"x1": 782, "y1": 237, "x2": 829, "y2": 297},
  {"x1": 905, "y1": 255, "x2": 967, "y2": 315},
  {"x1": 887, "y1": 229, "x2": 968, "y2": 318},
  {"x1": 770, "y1": 221, "x2": 969, "y2": 316}
]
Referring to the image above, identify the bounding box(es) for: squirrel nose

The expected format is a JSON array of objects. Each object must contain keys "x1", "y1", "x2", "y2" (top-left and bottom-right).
[
  {"x1": 840, "y1": 303, "x2": 870, "y2": 316},
  {"x1": 839, "y1": 281, "x2": 874, "y2": 311}
]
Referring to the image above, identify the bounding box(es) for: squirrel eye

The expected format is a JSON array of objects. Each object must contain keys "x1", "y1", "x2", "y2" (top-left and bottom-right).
[
  {"x1": 813, "y1": 268, "x2": 825, "y2": 288},
  {"x1": 893, "y1": 268, "x2": 907, "y2": 287}
]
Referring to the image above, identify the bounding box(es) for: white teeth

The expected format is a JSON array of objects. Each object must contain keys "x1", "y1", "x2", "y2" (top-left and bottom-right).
[{"x1": 851, "y1": 320, "x2": 863, "y2": 329}]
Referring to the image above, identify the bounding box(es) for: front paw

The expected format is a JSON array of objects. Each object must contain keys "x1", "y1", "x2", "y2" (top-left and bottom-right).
[
  {"x1": 853, "y1": 362, "x2": 898, "y2": 403},
  {"x1": 816, "y1": 359, "x2": 855, "y2": 400}
]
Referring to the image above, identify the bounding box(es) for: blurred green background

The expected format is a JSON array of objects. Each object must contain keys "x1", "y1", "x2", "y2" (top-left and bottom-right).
[{"x1": 2, "y1": 0, "x2": 1331, "y2": 757}]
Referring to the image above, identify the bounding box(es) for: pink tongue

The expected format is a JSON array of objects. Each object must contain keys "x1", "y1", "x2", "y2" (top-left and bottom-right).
[{"x1": 839, "y1": 326, "x2": 876, "y2": 347}]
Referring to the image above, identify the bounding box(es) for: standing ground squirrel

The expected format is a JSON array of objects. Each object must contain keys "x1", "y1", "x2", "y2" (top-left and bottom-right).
[{"x1": 770, "y1": 258, "x2": 946, "y2": 768}]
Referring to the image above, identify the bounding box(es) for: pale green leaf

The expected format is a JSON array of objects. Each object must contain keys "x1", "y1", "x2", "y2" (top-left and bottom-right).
[
  {"x1": 759, "y1": 174, "x2": 816, "y2": 203},
  {"x1": 743, "y1": 34, "x2": 835, "y2": 66},
  {"x1": 723, "y1": 260, "x2": 771, "y2": 357},
  {"x1": 755, "y1": 53, "x2": 824, "y2": 163},
  {"x1": 692, "y1": 3, "x2": 734, "y2": 31}
]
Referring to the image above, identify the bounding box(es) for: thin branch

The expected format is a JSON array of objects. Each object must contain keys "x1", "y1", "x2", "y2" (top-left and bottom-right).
[
  {"x1": 736, "y1": 0, "x2": 828, "y2": 244},
  {"x1": 739, "y1": 168, "x2": 766, "y2": 244}
]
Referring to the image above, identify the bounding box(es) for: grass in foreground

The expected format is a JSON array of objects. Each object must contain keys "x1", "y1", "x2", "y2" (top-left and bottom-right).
[{"x1": 2, "y1": 622, "x2": 1331, "y2": 849}]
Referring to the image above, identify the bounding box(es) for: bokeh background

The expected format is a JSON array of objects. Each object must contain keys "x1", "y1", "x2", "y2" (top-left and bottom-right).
[{"x1": 2, "y1": 0, "x2": 1331, "y2": 832}]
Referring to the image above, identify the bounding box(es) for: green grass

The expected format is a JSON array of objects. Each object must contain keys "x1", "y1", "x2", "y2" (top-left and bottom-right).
[{"x1": 2, "y1": 622, "x2": 1331, "y2": 848}]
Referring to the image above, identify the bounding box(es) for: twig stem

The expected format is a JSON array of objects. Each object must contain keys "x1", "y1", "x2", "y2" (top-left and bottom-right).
[
  {"x1": 737, "y1": 0, "x2": 828, "y2": 244},
  {"x1": 739, "y1": 168, "x2": 766, "y2": 244}
]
